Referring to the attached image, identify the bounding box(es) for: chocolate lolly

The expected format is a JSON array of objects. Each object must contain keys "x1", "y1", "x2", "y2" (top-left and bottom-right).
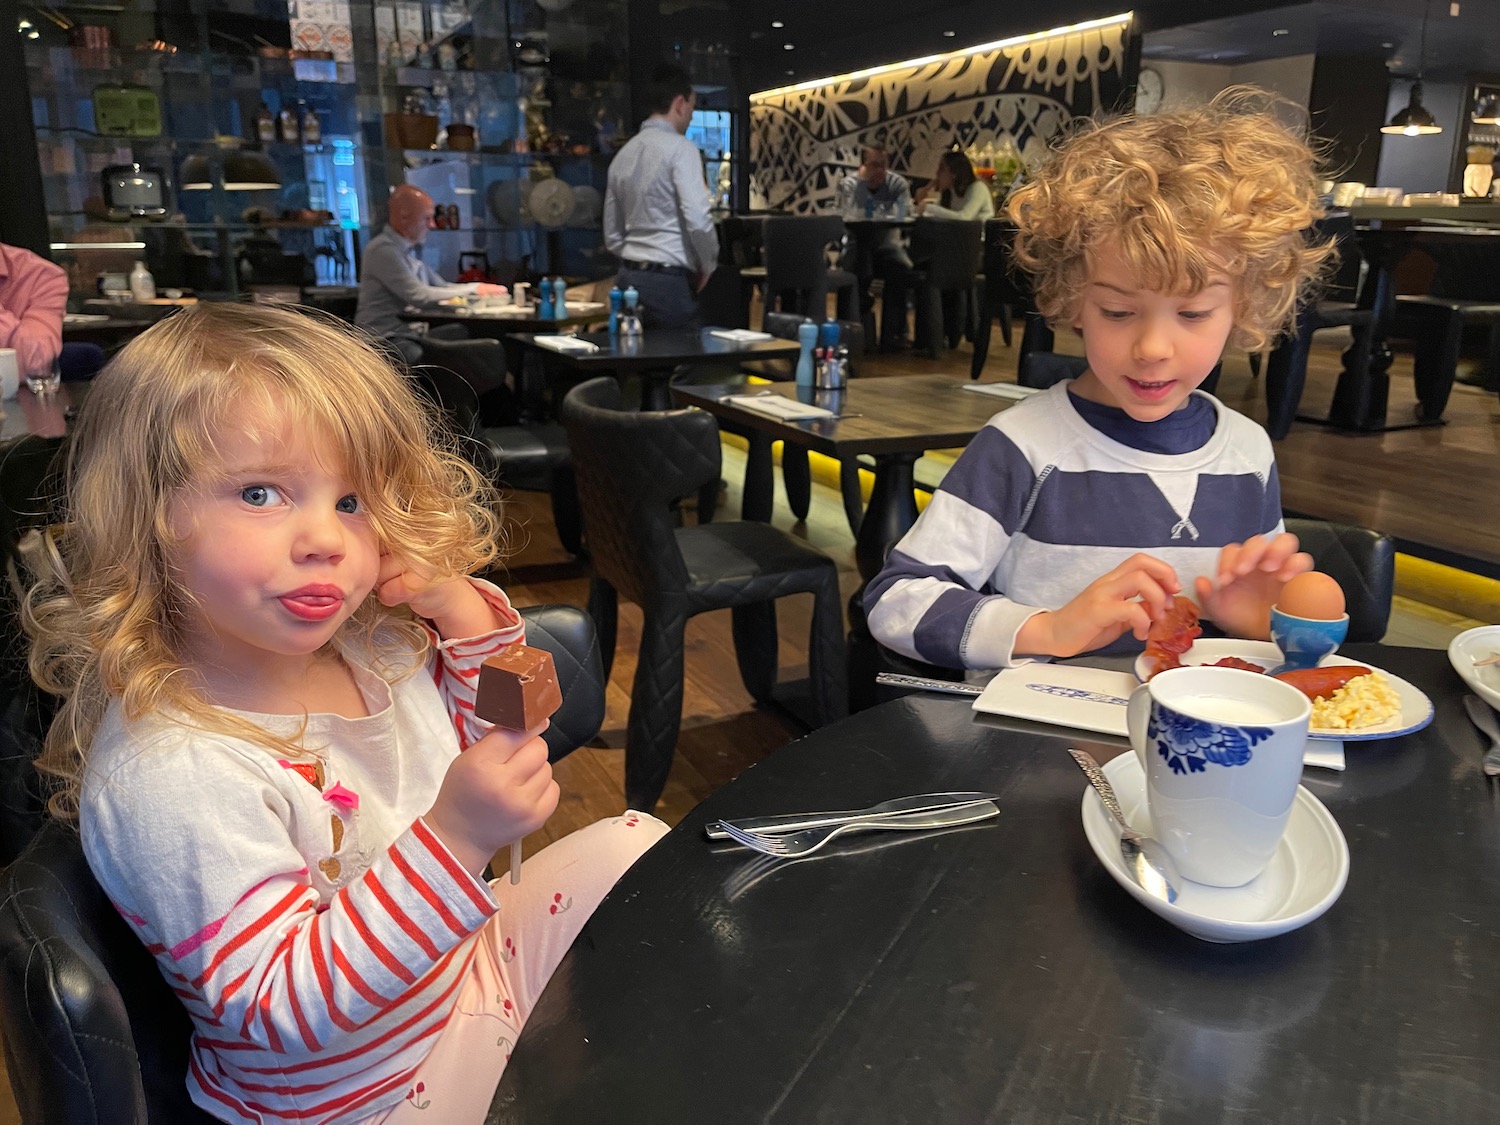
[{"x1": 475, "y1": 644, "x2": 562, "y2": 730}]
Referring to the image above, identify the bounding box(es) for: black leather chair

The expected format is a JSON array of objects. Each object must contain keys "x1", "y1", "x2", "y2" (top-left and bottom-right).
[
  {"x1": 745, "y1": 216, "x2": 859, "y2": 322},
  {"x1": 1283, "y1": 517, "x2": 1393, "y2": 643},
  {"x1": 561, "y1": 377, "x2": 848, "y2": 811},
  {"x1": 908, "y1": 218, "x2": 984, "y2": 359},
  {"x1": 412, "y1": 339, "x2": 583, "y2": 557},
  {"x1": 1264, "y1": 212, "x2": 1374, "y2": 440},
  {"x1": 0, "y1": 602, "x2": 606, "y2": 1125},
  {"x1": 0, "y1": 436, "x2": 67, "y2": 867},
  {"x1": 972, "y1": 219, "x2": 1055, "y2": 380}
]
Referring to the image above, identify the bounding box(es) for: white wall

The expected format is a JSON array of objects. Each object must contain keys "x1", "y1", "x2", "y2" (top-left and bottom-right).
[{"x1": 1141, "y1": 54, "x2": 1315, "y2": 129}]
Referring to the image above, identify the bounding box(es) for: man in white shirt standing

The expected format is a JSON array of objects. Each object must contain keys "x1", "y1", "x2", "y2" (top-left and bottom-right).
[
  {"x1": 355, "y1": 184, "x2": 505, "y2": 359},
  {"x1": 604, "y1": 64, "x2": 719, "y2": 330}
]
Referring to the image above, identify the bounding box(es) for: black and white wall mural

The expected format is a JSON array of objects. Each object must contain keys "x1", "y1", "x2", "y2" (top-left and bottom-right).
[{"x1": 749, "y1": 16, "x2": 1134, "y2": 213}]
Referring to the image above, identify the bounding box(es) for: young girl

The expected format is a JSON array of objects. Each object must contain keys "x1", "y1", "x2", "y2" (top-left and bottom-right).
[
  {"x1": 867, "y1": 89, "x2": 1333, "y2": 670},
  {"x1": 24, "y1": 302, "x2": 667, "y2": 1124}
]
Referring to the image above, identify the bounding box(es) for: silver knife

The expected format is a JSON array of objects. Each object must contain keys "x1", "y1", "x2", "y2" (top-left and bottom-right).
[
  {"x1": 704, "y1": 790, "x2": 1000, "y2": 839},
  {"x1": 1462, "y1": 694, "x2": 1500, "y2": 776},
  {"x1": 875, "y1": 673, "x2": 984, "y2": 696}
]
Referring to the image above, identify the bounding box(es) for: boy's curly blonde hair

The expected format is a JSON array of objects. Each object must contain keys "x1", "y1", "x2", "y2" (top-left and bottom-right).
[
  {"x1": 24, "y1": 302, "x2": 503, "y2": 818},
  {"x1": 1007, "y1": 86, "x2": 1334, "y2": 352}
]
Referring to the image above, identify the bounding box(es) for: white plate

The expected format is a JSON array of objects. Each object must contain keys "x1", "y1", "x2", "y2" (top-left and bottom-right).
[
  {"x1": 1132, "y1": 638, "x2": 1433, "y2": 742},
  {"x1": 1080, "y1": 752, "x2": 1349, "y2": 943},
  {"x1": 1448, "y1": 625, "x2": 1500, "y2": 712}
]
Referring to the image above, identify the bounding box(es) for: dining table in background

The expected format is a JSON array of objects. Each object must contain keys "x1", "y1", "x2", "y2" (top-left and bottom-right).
[
  {"x1": 0, "y1": 382, "x2": 83, "y2": 442},
  {"x1": 1323, "y1": 224, "x2": 1500, "y2": 431},
  {"x1": 60, "y1": 315, "x2": 151, "y2": 348},
  {"x1": 672, "y1": 374, "x2": 1011, "y2": 581},
  {"x1": 488, "y1": 644, "x2": 1499, "y2": 1124},
  {"x1": 512, "y1": 328, "x2": 801, "y2": 412},
  {"x1": 400, "y1": 305, "x2": 612, "y2": 395}
]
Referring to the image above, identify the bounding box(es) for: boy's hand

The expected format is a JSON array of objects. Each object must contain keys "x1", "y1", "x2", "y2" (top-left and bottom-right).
[
  {"x1": 375, "y1": 556, "x2": 502, "y2": 641},
  {"x1": 423, "y1": 723, "x2": 559, "y2": 876},
  {"x1": 1194, "y1": 533, "x2": 1313, "y2": 641},
  {"x1": 1017, "y1": 554, "x2": 1181, "y2": 658}
]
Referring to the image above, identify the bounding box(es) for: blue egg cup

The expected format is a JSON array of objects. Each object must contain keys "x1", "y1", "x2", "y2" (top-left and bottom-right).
[{"x1": 1269, "y1": 608, "x2": 1349, "y2": 673}]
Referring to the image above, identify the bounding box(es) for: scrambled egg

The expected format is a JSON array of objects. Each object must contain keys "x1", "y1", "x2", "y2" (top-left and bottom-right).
[{"x1": 1310, "y1": 671, "x2": 1401, "y2": 730}]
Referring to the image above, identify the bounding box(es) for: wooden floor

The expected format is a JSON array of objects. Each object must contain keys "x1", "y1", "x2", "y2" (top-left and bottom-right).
[{"x1": 2, "y1": 323, "x2": 1495, "y2": 1123}]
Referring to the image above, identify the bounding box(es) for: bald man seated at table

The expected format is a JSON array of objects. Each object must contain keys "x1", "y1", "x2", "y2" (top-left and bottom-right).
[{"x1": 356, "y1": 185, "x2": 506, "y2": 360}]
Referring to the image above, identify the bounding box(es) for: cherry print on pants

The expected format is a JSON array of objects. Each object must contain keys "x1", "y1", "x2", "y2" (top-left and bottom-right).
[
  {"x1": 405, "y1": 1082, "x2": 430, "y2": 1110},
  {"x1": 549, "y1": 892, "x2": 572, "y2": 916}
]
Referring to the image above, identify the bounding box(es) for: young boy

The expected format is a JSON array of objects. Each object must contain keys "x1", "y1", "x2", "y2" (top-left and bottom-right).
[{"x1": 865, "y1": 89, "x2": 1334, "y2": 670}]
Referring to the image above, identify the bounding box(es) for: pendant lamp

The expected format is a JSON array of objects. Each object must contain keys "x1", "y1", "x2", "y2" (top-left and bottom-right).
[{"x1": 1382, "y1": 1, "x2": 1442, "y2": 136}]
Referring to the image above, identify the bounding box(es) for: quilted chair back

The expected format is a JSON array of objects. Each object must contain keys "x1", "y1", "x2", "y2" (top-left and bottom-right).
[{"x1": 561, "y1": 377, "x2": 720, "y2": 604}]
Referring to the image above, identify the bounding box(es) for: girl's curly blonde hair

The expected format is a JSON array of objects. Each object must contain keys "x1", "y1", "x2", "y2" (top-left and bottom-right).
[
  {"x1": 24, "y1": 302, "x2": 503, "y2": 818},
  {"x1": 1007, "y1": 86, "x2": 1334, "y2": 352}
]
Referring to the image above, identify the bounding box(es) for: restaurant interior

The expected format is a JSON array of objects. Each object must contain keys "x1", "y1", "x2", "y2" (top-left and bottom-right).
[{"x1": 2, "y1": 0, "x2": 1500, "y2": 1119}]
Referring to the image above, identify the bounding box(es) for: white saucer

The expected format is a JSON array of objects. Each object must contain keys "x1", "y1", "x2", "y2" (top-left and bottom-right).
[
  {"x1": 1080, "y1": 752, "x2": 1349, "y2": 943},
  {"x1": 1448, "y1": 625, "x2": 1500, "y2": 713},
  {"x1": 1133, "y1": 638, "x2": 1433, "y2": 742}
]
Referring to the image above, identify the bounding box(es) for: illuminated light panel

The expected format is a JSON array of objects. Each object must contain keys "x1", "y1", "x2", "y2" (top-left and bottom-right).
[
  {"x1": 52, "y1": 241, "x2": 147, "y2": 250},
  {"x1": 750, "y1": 12, "x2": 1132, "y2": 100}
]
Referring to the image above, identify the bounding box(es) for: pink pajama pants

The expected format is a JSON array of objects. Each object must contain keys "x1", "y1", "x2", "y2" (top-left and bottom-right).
[{"x1": 366, "y1": 811, "x2": 668, "y2": 1124}]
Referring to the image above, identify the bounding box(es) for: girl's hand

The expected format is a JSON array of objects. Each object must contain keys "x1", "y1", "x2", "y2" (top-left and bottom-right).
[
  {"x1": 424, "y1": 723, "x2": 559, "y2": 876},
  {"x1": 375, "y1": 555, "x2": 502, "y2": 640},
  {"x1": 1016, "y1": 554, "x2": 1181, "y2": 658},
  {"x1": 1193, "y1": 533, "x2": 1313, "y2": 640}
]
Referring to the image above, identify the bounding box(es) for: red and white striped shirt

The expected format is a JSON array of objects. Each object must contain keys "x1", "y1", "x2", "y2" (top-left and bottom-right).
[{"x1": 81, "y1": 584, "x2": 525, "y2": 1123}]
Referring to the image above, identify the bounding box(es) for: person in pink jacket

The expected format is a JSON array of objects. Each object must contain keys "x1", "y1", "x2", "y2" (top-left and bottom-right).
[{"x1": 0, "y1": 242, "x2": 68, "y2": 376}]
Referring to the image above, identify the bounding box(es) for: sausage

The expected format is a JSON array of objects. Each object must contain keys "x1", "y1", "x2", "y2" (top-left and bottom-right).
[{"x1": 1272, "y1": 665, "x2": 1372, "y2": 701}]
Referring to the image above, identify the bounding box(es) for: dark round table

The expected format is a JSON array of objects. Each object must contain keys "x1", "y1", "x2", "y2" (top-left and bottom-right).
[{"x1": 488, "y1": 645, "x2": 1500, "y2": 1124}]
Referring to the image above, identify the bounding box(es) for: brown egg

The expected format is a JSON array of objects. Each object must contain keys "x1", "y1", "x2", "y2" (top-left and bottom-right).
[{"x1": 1276, "y1": 571, "x2": 1346, "y2": 621}]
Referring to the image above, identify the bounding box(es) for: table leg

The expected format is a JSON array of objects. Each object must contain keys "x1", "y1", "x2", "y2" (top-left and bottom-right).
[
  {"x1": 741, "y1": 432, "x2": 775, "y2": 522},
  {"x1": 856, "y1": 452, "x2": 919, "y2": 581},
  {"x1": 641, "y1": 368, "x2": 674, "y2": 411}
]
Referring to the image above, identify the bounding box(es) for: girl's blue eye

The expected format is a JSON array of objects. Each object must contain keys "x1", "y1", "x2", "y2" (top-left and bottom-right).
[
  {"x1": 1180, "y1": 310, "x2": 1212, "y2": 321},
  {"x1": 241, "y1": 485, "x2": 282, "y2": 507},
  {"x1": 1099, "y1": 308, "x2": 1132, "y2": 320},
  {"x1": 336, "y1": 494, "x2": 360, "y2": 515}
]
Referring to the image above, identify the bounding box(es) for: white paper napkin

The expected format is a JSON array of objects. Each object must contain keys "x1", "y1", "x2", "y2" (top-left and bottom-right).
[
  {"x1": 722, "y1": 394, "x2": 834, "y2": 420},
  {"x1": 709, "y1": 328, "x2": 773, "y2": 343},
  {"x1": 973, "y1": 663, "x2": 1346, "y2": 769},
  {"x1": 530, "y1": 335, "x2": 600, "y2": 353},
  {"x1": 961, "y1": 382, "x2": 1043, "y2": 400}
]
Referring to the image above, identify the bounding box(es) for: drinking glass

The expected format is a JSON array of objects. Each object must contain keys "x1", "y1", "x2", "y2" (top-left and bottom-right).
[{"x1": 25, "y1": 358, "x2": 61, "y2": 398}]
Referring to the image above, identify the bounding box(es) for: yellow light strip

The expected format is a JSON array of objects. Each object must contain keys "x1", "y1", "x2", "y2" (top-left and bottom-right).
[{"x1": 750, "y1": 12, "x2": 1133, "y2": 100}]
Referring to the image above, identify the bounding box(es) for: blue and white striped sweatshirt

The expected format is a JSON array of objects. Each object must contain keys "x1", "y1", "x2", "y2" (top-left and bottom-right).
[{"x1": 864, "y1": 380, "x2": 1283, "y2": 671}]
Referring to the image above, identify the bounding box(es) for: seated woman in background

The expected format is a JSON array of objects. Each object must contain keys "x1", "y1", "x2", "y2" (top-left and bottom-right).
[{"x1": 915, "y1": 151, "x2": 996, "y2": 222}]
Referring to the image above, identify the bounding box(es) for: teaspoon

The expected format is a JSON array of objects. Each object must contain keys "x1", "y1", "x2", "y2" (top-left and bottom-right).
[{"x1": 1067, "y1": 748, "x2": 1182, "y2": 905}]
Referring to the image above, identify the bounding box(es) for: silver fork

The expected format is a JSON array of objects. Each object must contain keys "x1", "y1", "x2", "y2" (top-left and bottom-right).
[{"x1": 713, "y1": 802, "x2": 998, "y2": 858}]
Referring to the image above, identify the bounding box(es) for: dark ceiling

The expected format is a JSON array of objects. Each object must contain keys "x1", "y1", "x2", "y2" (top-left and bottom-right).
[{"x1": 661, "y1": 0, "x2": 1499, "y2": 95}]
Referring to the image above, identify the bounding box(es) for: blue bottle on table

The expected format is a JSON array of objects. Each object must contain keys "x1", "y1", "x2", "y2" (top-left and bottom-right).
[
  {"x1": 540, "y1": 278, "x2": 557, "y2": 319},
  {"x1": 795, "y1": 318, "x2": 818, "y2": 388},
  {"x1": 608, "y1": 285, "x2": 623, "y2": 334},
  {"x1": 819, "y1": 317, "x2": 840, "y2": 351},
  {"x1": 622, "y1": 286, "x2": 642, "y2": 337}
]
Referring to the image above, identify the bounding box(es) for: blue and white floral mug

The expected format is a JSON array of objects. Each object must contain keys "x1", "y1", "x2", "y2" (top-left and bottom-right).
[{"x1": 1127, "y1": 667, "x2": 1311, "y2": 888}]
